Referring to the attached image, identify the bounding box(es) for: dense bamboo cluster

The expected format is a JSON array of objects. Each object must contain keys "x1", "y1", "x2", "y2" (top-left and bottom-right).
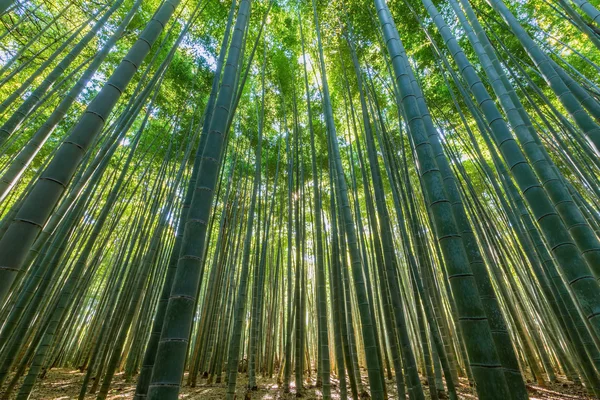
[{"x1": 0, "y1": 0, "x2": 599, "y2": 399}]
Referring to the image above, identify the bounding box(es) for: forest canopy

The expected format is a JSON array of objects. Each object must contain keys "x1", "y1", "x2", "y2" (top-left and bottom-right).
[{"x1": 0, "y1": 0, "x2": 599, "y2": 399}]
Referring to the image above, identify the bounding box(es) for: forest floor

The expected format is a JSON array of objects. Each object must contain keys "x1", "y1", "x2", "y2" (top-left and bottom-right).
[{"x1": 7, "y1": 368, "x2": 594, "y2": 399}]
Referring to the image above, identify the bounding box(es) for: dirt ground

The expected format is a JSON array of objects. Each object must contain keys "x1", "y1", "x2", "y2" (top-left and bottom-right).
[{"x1": 7, "y1": 368, "x2": 594, "y2": 399}]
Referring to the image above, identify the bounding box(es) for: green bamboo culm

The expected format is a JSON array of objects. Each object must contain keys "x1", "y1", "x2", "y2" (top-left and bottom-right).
[
  {"x1": 0, "y1": 0, "x2": 125, "y2": 145},
  {"x1": 312, "y1": 0, "x2": 385, "y2": 397},
  {"x1": 431, "y1": 0, "x2": 600, "y2": 341},
  {"x1": 0, "y1": 0, "x2": 15, "y2": 14},
  {"x1": 486, "y1": 0, "x2": 600, "y2": 156},
  {"x1": 132, "y1": 0, "x2": 237, "y2": 394},
  {"x1": 299, "y1": 7, "x2": 331, "y2": 398},
  {"x1": 0, "y1": 0, "x2": 142, "y2": 202},
  {"x1": 146, "y1": 0, "x2": 252, "y2": 398},
  {"x1": 0, "y1": 0, "x2": 181, "y2": 304},
  {"x1": 373, "y1": 0, "x2": 512, "y2": 398}
]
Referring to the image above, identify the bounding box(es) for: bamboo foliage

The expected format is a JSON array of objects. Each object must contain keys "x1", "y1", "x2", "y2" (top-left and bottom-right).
[{"x1": 0, "y1": 0, "x2": 598, "y2": 399}]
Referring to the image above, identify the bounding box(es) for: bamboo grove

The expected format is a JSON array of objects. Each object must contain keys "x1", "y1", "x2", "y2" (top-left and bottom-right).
[{"x1": 0, "y1": 0, "x2": 599, "y2": 398}]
